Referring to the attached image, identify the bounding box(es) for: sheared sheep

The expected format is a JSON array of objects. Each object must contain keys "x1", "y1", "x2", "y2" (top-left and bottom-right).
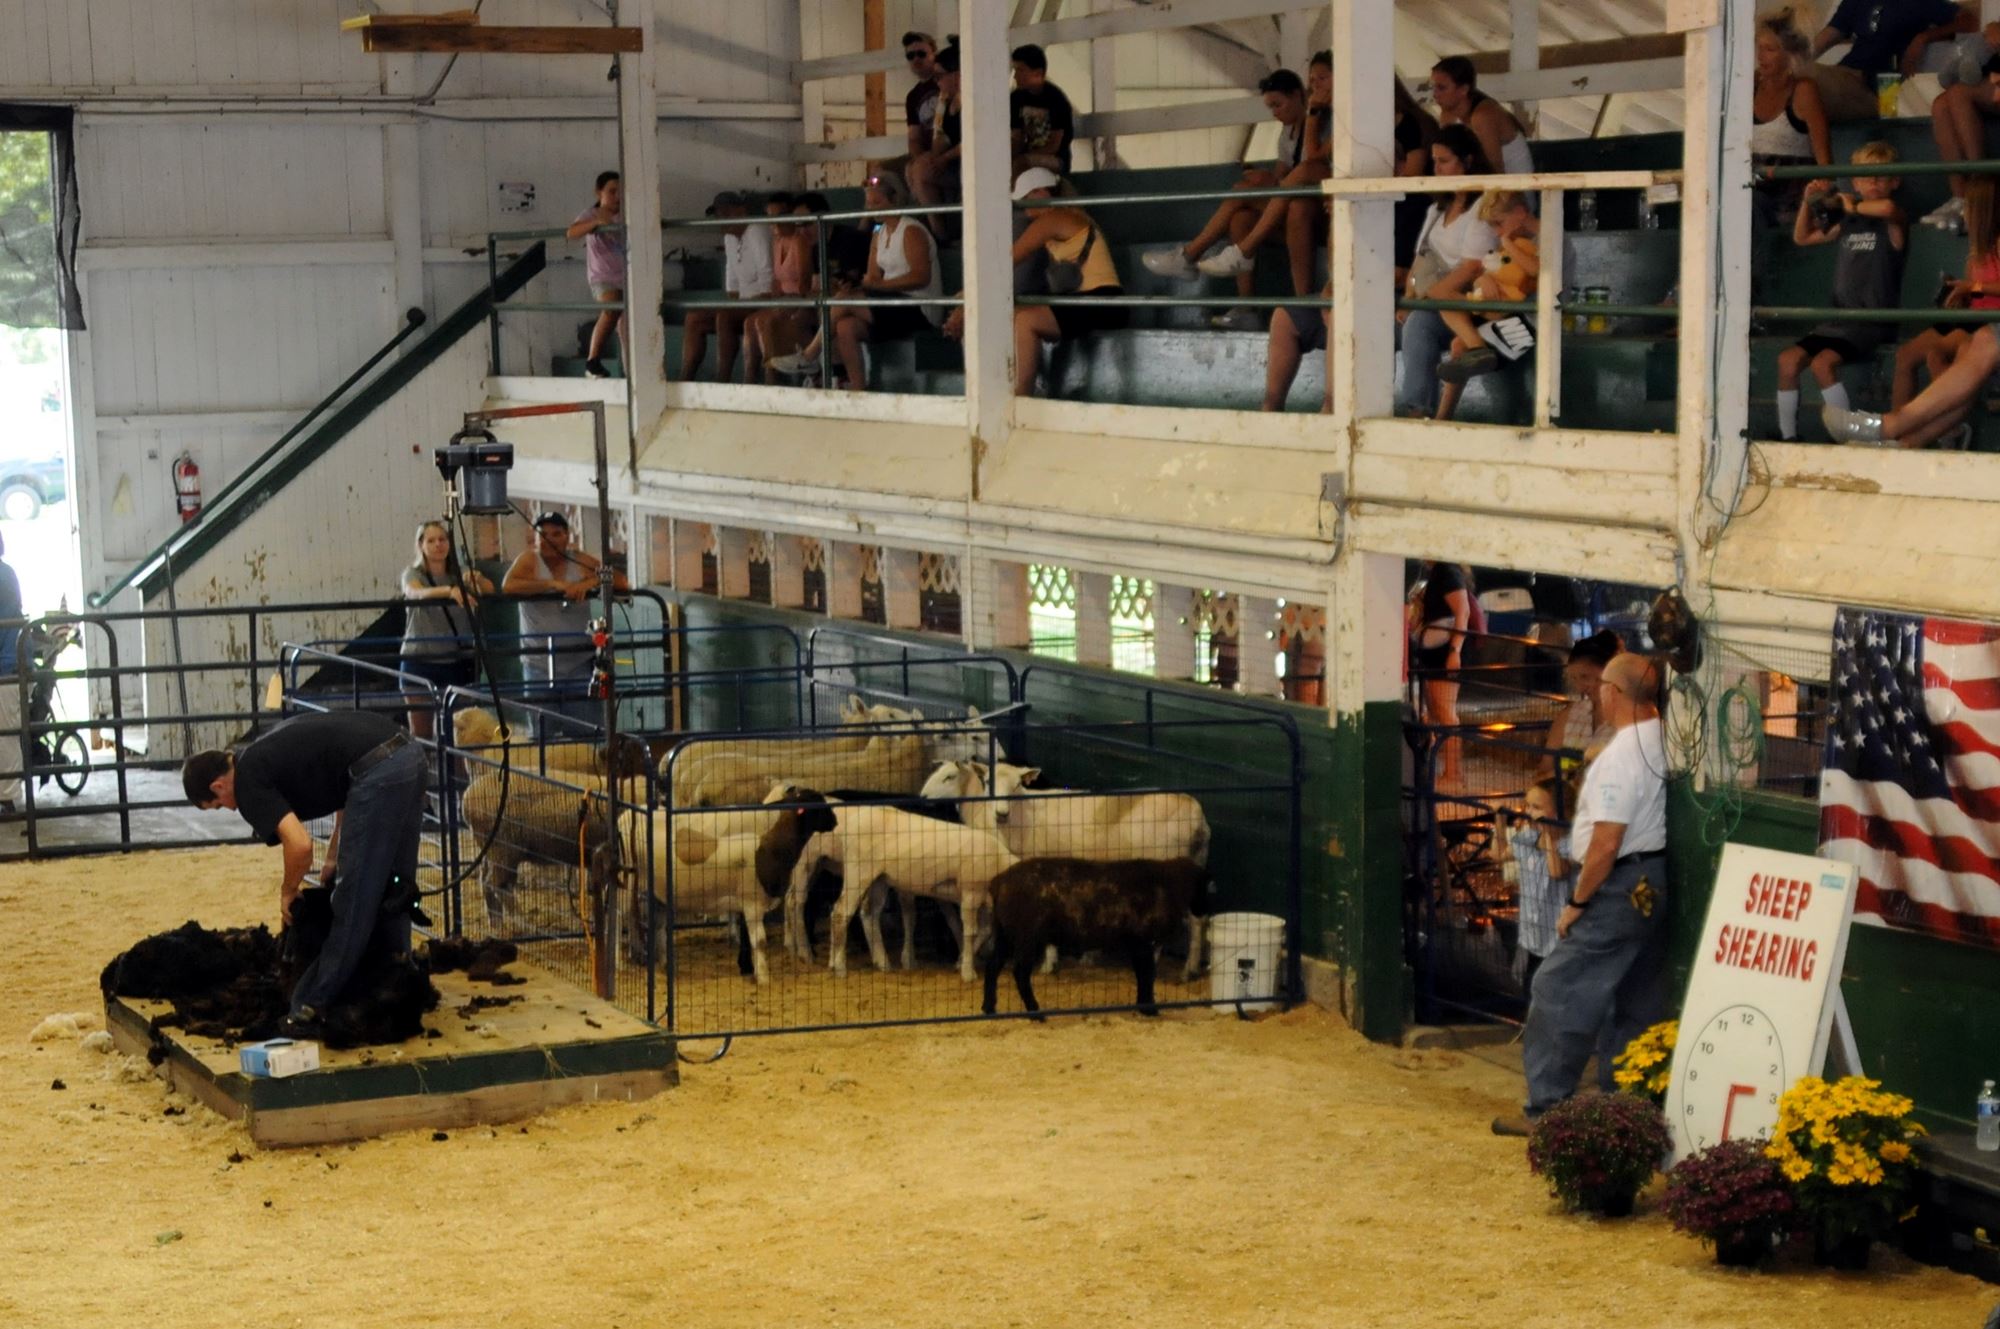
[
  {"x1": 460, "y1": 767, "x2": 619, "y2": 934},
  {"x1": 981, "y1": 857, "x2": 1212, "y2": 1019},
  {"x1": 452, "y1": 706, "x2": 651, "y2": 781}
]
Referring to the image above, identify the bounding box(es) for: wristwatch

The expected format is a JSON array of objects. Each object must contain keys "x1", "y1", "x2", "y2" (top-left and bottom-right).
[{"x1": 1566, "y1": 894, "x2": 1593, "y2": 909}]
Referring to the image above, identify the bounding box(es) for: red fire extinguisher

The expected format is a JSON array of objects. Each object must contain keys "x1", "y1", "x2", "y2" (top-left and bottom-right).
[{"x1": 172, "y1": 451, "x2": 202, "y2": 523}]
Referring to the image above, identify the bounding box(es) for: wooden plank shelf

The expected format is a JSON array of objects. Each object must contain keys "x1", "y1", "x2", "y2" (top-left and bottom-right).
[{"x1": 105, "y1": 965, "x2": 674, "y2": 1148}]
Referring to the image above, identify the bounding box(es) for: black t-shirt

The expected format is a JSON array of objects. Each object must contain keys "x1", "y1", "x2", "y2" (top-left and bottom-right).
[
  {"x1": 827, "y1": 223, "x2": 873, "y2": 284},
  {"x1": 1011, "y1": 82, "x2": 1075, "y2": 174},
  {"x1": 938, "y1": 100, "x2": 961, "y2": 155},
  {"x1": 232, "y1": 710, "x2": 401, "y2": 844},
  {"x1": 1393, "y1": 111, "x2": 1435, "y2": 268},
  {"x1": 1420, "y1": 563, "x2": 1468, "y2": 623},
  {"x1": 906, "y1": 77, "x2": 940, "y2": 150},
  {"x1": 1830, "y1": 0, "x2": 1958, "y2": 76}
]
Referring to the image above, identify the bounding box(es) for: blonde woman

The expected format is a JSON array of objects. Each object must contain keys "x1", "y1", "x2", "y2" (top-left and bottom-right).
[
  {"x1": 1752, "y1": 9, "x2": 1831, "y2": 228},
  {"x1": 400, "y1": 520, "x2": 492, "y2": 740}
]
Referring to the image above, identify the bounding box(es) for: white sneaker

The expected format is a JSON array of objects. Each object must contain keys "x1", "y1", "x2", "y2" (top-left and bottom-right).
[
  {"x1": 1142, "y1": 248, "x2": 1197, "y2": 278},
  {"x1": 1940, "y1": 422, "x2": 1974, "y2": 451},
  {"x1": 1209, "y1": 306, "x2": 1264, "y2": 332},
  {"x1": 767, "y1": 352, "x2": 813, "y2": 376},
  {"x1": 1196, "y1": 243, "x2": 1256, "y2": 277},
  {"x1": 1923, "y1": 197, "x2": 1966, "y2": 231},
  {"x1": 1822, "y1": 404, "x2": 1888, "y2": 444}
]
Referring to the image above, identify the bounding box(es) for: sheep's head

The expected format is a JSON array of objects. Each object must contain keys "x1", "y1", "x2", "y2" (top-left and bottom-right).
[
  {"x1": 766, "y1": 786, "x2": 837, "y2": 836},
  {"x1": 453, "y1": 707, "x2": 508, "y2": 747}
]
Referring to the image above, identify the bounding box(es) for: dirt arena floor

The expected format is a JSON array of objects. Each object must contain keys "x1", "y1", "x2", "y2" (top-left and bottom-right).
[{"x1": 2, "y1": 847, "x2": 1993, "y2": 1328}]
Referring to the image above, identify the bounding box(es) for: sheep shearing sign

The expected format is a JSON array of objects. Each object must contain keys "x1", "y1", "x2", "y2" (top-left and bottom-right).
[{"x1": 1663, "y1": 843, "x2": 1860, "y2": 1162}]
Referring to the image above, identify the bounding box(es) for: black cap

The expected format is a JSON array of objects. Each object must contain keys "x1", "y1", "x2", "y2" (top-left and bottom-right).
[
  {"x1": 532, "y1": 510, "x2": 570, "y2": 530},
  {"x1": 706, "y1": 190, "x2": 748, "y2": 216}
]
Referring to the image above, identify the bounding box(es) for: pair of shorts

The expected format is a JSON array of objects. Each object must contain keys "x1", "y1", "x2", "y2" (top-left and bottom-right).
[
  {"x1": 1410, "y1": 642, "x2": 1453, "y2": 673},
  {"x1": 590, "y1": 283, "x2": 622, "y2": 301},
  {"x1": 867, "y1": 303, "x2": 937, "y2": 339},
  {"x1": 1052, "y1": 289, "x2": 1131, "y2": 340},
  {"x1": 400, "y1": 656, "x2": 476, "y2": 692},
  {"x1": 1284, "y1": 305, "x2": 1328, "y2": 352},
  {"x1": 1791, "y1": 333, "x2": 1861, "y2": 363}
]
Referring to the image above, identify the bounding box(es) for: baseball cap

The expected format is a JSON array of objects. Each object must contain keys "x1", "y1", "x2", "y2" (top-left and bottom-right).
[
  {"x1": 532, "y1": 510, "x2": 570, "y2": 530},
  {"x1": 1011, "y1": 167, "x2": 1062, "y2": 200},
  {"x1": 705, "y1": 190, "x2": 748, "y2": 216}
]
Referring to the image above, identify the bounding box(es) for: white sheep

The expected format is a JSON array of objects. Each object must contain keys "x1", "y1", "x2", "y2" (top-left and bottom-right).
[
  {"x1": 918, "y1": 760, "x2": 1212, "y2": 979},
  {"x1": 784, "y1": 797, "x2": 1018, "y2": 982},
  {"x1": 662, "y1": 694, "x2": 892, "y2": 806}
]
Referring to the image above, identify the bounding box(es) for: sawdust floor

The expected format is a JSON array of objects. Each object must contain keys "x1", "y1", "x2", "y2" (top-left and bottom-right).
[{"x1": 1, "y1": 846, "x2": 1992, "y2": 1329}]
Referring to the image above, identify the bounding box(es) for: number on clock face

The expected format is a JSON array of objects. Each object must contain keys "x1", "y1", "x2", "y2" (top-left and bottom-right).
[{"x1": 1672, "y1": 1003, "x2": 1787, "y2": 1152}]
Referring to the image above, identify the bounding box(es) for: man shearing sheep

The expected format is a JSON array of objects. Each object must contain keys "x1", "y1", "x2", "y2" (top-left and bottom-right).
[{"x1": 182, "y1": 709, "x2": 426, "y2": 1036}]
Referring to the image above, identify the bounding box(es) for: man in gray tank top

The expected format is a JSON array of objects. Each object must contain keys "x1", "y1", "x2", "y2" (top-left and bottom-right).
[{"x1": 501, "y1": 511, "x2": 629, "y2": 730}]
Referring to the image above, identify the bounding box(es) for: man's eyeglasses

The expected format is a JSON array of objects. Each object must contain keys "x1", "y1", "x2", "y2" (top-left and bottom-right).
[{"x1": 905, "y1": 49, "x2": 929, "y2": 62}]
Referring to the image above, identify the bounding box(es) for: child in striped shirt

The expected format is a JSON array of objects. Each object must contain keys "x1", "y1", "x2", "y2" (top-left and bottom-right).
[{"x1": 1504, "y1": 778, "x2": 1574, "y2": 992}]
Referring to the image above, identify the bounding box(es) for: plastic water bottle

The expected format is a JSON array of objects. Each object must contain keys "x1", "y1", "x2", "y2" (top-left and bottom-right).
[
  {"x1": 1576, "y1": 190, "x2": 1599, "y2": 233},
  {"x1": 1980, "y1": 1080, "x2": 2000, "y2": 1152}
]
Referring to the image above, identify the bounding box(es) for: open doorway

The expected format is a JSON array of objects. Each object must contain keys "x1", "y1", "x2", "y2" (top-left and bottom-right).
[{"x1": 2, "y1": 108, "x2": 88, "y2": 750}]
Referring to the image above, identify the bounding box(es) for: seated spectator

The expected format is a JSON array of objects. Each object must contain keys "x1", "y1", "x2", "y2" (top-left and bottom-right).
[
  {"x1": 749, "y1": 196, "x2": 819, "y2": 385},
  {"x1": 1261, "y1": 281, "x2": 1333, "y2": 413},
  {"x1": 1142, "y1": 68, "x2": 1311, "y2": 331},
  {"x1": 1393, "y1": 81, "x2": 1441, "y2": 292},
  {"x1": 1929, "y1": 29, "x2": 2000, "y2": 229},
  {"x1": 1809, "y1": 0, "x2": 1969, "y2": 126},
  {"x1": 1200, "y1": 50, "x2": 1335, "y2": 301},
  {"x1": 1434, "y1": 192, "x2": 1541, "y2": 420},
  {"x1": 902, "y1": 32, "x2": 941, "y2": 161},
  {"x1": 1825, "y1": 319, "x2": 1996, "y2": 446},
  {"x1": 680, "y1": 191, "x2": 775, "y2": 383},
  {"x1": 1011, "y1": 168, "x2": 1127, "y2": 397},
  {"x1": 1753, "y1": 9, "x2": 1832, "y2": 229},
  {"x1": 1428, "y1": 56, "x2": 1534, "y2": 180},
  {"x1": 1893, "y1": 174, "x2": 1997, "y2": 445},
  {"x1": 909, "y1": 42, "x2": 963, "y2": 229},
  {"x1": 1775, "y1": 142, "x2": 1906, "y2": 442},
  {"x1": 772, "y1": 171, "x2": 941, "y2": 391},
  {"x1": 1011, "y1": 44, "x2": 1075, "y2": 178},
  {"x1": 1395, "y1": 125, "x2": 1498, "y2": 419}
]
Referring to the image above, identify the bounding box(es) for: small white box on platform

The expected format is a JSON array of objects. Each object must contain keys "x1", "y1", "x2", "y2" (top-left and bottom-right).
[{"x1": 239, "y1": 1038, "x2": 320, "y2": 1078}]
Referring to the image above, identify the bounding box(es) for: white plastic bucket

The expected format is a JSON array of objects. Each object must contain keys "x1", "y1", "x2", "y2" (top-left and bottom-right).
[{"x1": 1208, "y1": 912, "x2": 1285, "y2": 1011}]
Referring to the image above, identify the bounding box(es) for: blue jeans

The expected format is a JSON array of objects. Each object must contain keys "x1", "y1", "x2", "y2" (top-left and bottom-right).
[
  {"x1": 290, "y1": 742, "x2": 427, "y2": 1019},
  {"x1": 1396, "y1": 310, "x2": 1451, "y2": 416},
  {"x1": 1521, "y1": 852, "x2": 1669, "y2": 1115}
]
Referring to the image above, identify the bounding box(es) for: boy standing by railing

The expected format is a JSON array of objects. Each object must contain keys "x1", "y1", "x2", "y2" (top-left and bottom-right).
[{"x1": 1774, "y1": 142, "x2": 1906, "y2": 442}]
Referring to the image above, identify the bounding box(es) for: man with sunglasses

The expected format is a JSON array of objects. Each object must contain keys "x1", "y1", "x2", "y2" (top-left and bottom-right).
[{"x1": 903, "y1": 32, "x2": 941, "y2": 159}]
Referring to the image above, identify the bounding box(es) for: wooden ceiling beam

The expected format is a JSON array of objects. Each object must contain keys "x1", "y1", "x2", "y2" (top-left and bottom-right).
[{"x1": 348, "y1": 21, "x2": 644, "y2": 56}]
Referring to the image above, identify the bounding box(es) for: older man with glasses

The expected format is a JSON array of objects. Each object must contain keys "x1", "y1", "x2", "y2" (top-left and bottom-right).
[{"x1": 1494, "y1": 651, "x2": 1672, "y2": 1137}]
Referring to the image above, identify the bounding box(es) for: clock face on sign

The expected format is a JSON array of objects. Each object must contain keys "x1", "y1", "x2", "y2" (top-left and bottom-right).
[{"x1": 1675, "y1": 1003, "x2": 1788, "y2": 1152}]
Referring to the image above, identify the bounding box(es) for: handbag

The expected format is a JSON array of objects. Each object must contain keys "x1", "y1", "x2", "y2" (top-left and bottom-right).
[{"x1": 1045, "y1": 224, "x2": 1097, "y2": 295}]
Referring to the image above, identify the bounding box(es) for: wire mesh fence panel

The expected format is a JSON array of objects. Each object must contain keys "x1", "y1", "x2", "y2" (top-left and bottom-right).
[{"x1": 650, "y1": 710, "x2": 1301, "y2": 1039}]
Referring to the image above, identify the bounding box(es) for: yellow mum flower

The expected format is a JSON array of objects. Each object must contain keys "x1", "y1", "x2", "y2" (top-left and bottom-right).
[
  {"x1": 1880, "y1": 1141, "x2": 1911, "y2": 1164},
  {"x1": 1781, "y1": 1156, "x2": 1812, "y2": 1183}
]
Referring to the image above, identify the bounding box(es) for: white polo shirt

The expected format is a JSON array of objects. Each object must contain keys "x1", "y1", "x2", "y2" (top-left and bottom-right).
[
  {"x1": 724, "y1": 226, "x2": 775, "y2": 299},
  {"x1": 1568, "y1": 716, "x2": 1668, "y2": 860}
]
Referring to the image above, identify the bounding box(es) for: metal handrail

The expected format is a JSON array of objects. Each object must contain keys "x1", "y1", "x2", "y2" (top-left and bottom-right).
[
  {"x1": 1758, "y1": 158, "x2": 2000, "y2": 181},
  {"x1": 90, "y1": 308, "x2": 429, "y2": 607}
]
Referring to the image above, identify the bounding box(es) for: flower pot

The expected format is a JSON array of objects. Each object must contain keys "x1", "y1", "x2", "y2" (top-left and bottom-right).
[
  {"x1": 1714, "y1": 1233, "x2": 1770, "y2": 1268},
  {"x1": 1812, "y1": 1230, "x2": 1872, "y2": 1271},
  {"x1": 1580, "y1": 1185, "x2": 1637, "y2": 1218}
]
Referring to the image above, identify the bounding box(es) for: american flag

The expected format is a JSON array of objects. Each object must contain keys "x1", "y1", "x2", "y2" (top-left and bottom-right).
[{"x1": 1818, "y1": 608, "x2": 2000, "y2": 948}]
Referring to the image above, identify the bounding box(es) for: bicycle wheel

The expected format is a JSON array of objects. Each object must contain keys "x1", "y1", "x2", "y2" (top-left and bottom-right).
[{"x1": 52, "y1": 728, "x2": 89, "y2": 797}]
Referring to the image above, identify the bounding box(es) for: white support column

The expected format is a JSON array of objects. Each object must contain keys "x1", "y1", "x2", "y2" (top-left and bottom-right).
[
  {"x1": 1152, "y1": 583, "x2": 1197, "y2": 681},
  {"x1": 1327, "y1": 0, "x2": 1397, "y2": 435},
  {"x1": 1534, "y1": 188, "x2": 1565, "y2": 427},
  {"x1": 716, "y1": 526, "x2": 753, "y2": 598},
  {"x1": 1330, "y1": 552, "x2": 1407, "y2": 719},
  {"x1": 1090, "y1": 0, "x2": 1119, "y2": 171},
  {"x1": 961, "y1": 0, "x2": 1015, "y2": 483},
  {"x1": 770, "y1": 535, "x2": 809, "y2": 608},
  {"x1": 617, "y1": 0, "x2": 667, "y2": 438},
  {"x1": 1236, "y1": 596, "x2": 1282, "y2": 698},
  {"x1": 968, "y1": 557, "x2": 1032, "y2": 649},
  {"x1": 825, "y1": 541, "x2": 866, "y2": 619},
  {"x1": 1074, "y1": 571, "x2": 1113, "y2": 668},
  {"x1": 800, "y1": 0, "x2": 828, "y2": 188},
  {"x1": 883, "y1": 548, "x2": 924, "y2": 629},
  {"x1": 382, "y1": 57, "x2": 424, "y2": 319},
  {"x1": 670, "y1": 518, "x2": 708, "y2": 590},
  {"x1": 1509, "y1": 0, "x2": 1541, "y2": 133},
  {"x1": 1675, "y1": 2, "x2": 1753, "y2": 564}
]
